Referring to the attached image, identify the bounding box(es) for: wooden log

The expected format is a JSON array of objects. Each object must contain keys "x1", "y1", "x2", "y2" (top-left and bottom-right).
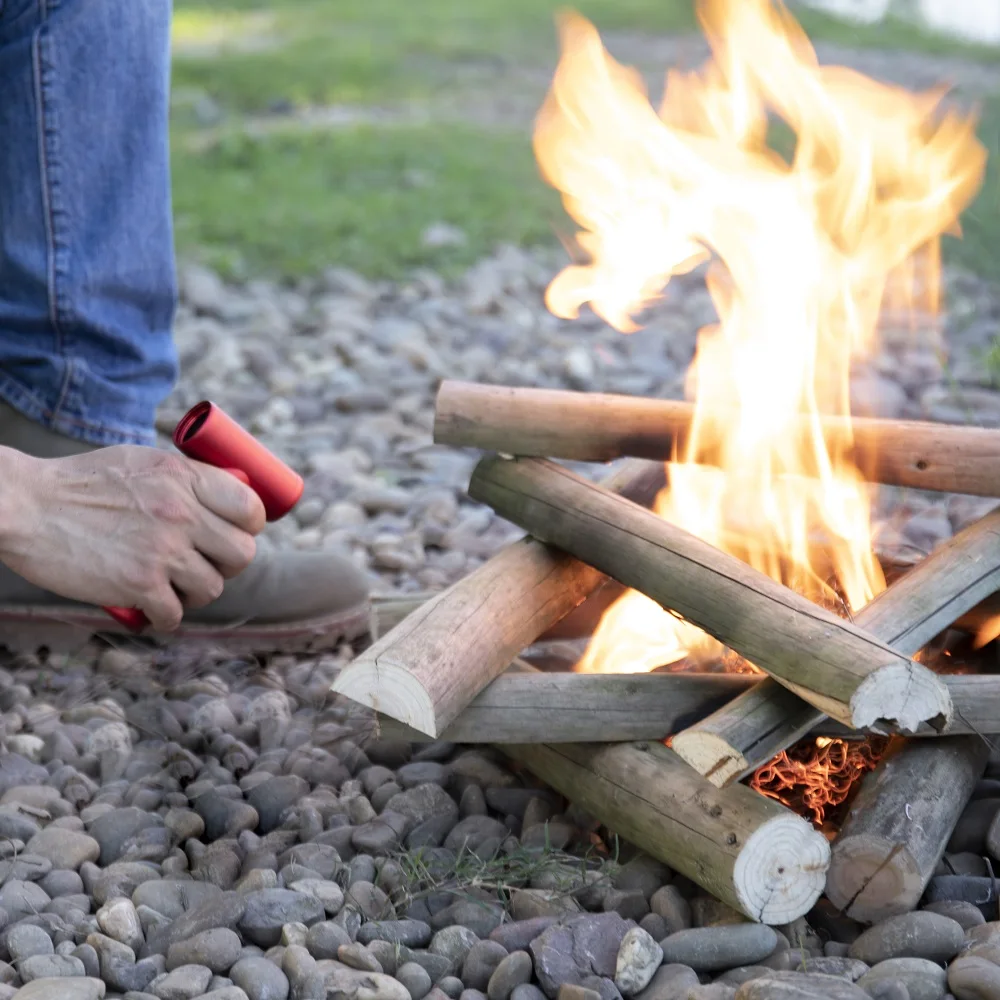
[
  {"x1": 376, "y1": 671, "x2": 757, "y2": 743},
  {"x1": 469, "y1": 456, "x2": 952, "y2": 733},
  {"x1": 331, "y1": 460, "x2": 664, "y2": 737},
  {"x1": 436, "y1": 381, "x2": 1000, "y2": 498},
  {"x1": 825, "y1": 736, "x2": 989, "y2": 922},
  {"x1": 506, "y1": 741, "x2": 830, "y2": 924},
  {"x1": 673, "y1": 505, "x2": 1000, "y2": 784}
]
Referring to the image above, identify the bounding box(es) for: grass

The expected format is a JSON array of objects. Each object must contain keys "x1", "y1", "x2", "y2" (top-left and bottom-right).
[{"x1": 169, "y1": 0, "x2": 1000, "y2": 280}]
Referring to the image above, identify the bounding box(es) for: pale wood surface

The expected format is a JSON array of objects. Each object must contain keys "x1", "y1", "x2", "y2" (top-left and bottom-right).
[
  {"x1": 825, "y1": 736, "x2": 989, "y2": 922},
  {"x1": 332, "y1": 460, "x2": 664, "y2": 737},
  {"x1": 507, "y1": 741, "x2": 829, "y2": 924},
  {"x1": 469, "y1": 457, "x2": 952, "y2": 733},
  {"x1": 436, "y1": 380, "x2": 1000, "y2": 497},
  {"x1": 376, "y1": 671, "x2": 757, "y2": 743},
  {"x1": 673, "y1": 506, "x2": 1000, "y2": 783}
]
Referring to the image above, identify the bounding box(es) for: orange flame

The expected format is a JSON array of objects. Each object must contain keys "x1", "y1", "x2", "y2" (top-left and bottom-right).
[{"x1": 535, "y1": 0, "x2": 986, "y2": 674}]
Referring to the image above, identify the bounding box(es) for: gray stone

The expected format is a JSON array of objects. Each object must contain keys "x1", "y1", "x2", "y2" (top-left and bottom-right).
[
  {"x1": 11, "y1": 979, "x2": 106, "y2": 1000},
  {"x1": 635, "y1": 964, "x2": 698, "y2": 1000},
  {"x1": 357, "y1": 920, "x2": 432, "y2": 948},
  {"x1": 0, "y1": 881, "x2": 49, "y2": 923},
  {"x1": 239, "y1": 890, "x2": 324, "y2": 948},
  {"x1": 6, "y1": 924, "x2": 54, "y2": 961},
  {"x1": 487, "y1": 951, "x2": 533, "y2": 1000},
  {"x1": 858, "y1": 958, "x2": 948, "y2": 1000},
  {"x1": 338, "y1": 943, "x2": 383, "y2": 973},
  {"x1": 288, "y1": 879, "x2": 344, "y2": 916},
  {"x1": 429, "y1": 926, "x2": 480, "y2": 974},
  {"x1": 734, "y1": 971, "x2": 868, "y2": 1000},
  {"x1": 18, "y1": 954, "x2": 87, "y2": 981},
  {"x1": 304, "y1": 921, "x2": 351, "y2": 960},
  {"x1": 510, "y1": 989, "x2": 546, "y2": 1000},
  {"x1": 230, "y1": 956, "x2": 291, "y2": 1000},
  {"x1": 150, "y1": 964, "x2": 214, "y2": 1000},
  {"x1": 320, "y1": 964, "x2": 410, "y2": 1000},
  {"x1": 948, "y1": 954, "x2": 1000, "y2": 1000},
  {"x1": 96, "y1": 897, "x2": 144, "y2": 952},
  {"x1": 488, "y1": 919, "x2": 558, "y2": 953},
  {"x1": 89, "y1": 808, "x2": 161, "y2": 866},
  {"x1": 25, "y1": 830, "x2": 100, "y2": 870},
  {"x1": 921, "y1": 900, "x2": 985, "y2": 930},
  {"x1": 614, "y1": 928, "x2": 663, "y2": 996},
  {"x1": 166, "y1": 928, "x2": 242, "y2": 974},
  {"x1": 146, "y1": 891, "x2": 246, "y2": 957},
  {"x1": 385, "y1": 785, "x2": 459, "y2": 829},
  {"x1": 396, "y1": 961, "x2": 432, "y2": 1000},
  {"x1": 462, "y1": 940, "x2": 509, "y2": 991},
  {"x1": 799, "y1": 957, "x2": 869, "y2": 980},
  {"x1": 247, "y1": 777, "x2": 310, "y2": 835},
  {"x1": 659, "y1": 926, "x2": 778, "y2": 973},
  {"x1": 848, "y1": 913, "x2": 964, "y2": 965},
  {"x1": 649, "y1": 887, "x2": 691, "y2": 936},
  {"x1": 530, "y1": 914, "x2": 633, "y2": 997},
  {"x1": 344, "y1": 881, "x2": 393, "y2": 922}
]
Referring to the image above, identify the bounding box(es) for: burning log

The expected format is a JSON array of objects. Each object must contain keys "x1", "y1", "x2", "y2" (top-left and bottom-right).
[
  {"x1": 375, "y1": 671, "x2": 757, "y2": 743},
  {"x1": 436, "y1": 381, "x2": 1000, "y2": 499},
  {"x1": 825, "y1": 736, "x2": 989, "y2": 922},
  {"x1": 332, "y1": 459, "x2": 664, "y2": 736},
  {"x1": 673, "y1": 505, "x2": 1000, "y2": 783},
  {"x1": 507, "y1": 741, "x2": 830, "y2": 924},
  {"x1": 468, "y1": 456, "x2": 952, "y2": 733}
]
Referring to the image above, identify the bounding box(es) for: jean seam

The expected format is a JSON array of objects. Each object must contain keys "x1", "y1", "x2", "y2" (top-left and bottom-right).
[{"x1": 32, "y1": 0, "x2": 72, "y2": 411}]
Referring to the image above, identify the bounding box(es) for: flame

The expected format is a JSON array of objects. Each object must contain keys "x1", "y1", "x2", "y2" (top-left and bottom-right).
[
  {"x1": 537, "y1": 0, "x2": 986, "y2": 675},
  {"x1": 750, "y1": 736, "x2": 888, "y2": 828}
]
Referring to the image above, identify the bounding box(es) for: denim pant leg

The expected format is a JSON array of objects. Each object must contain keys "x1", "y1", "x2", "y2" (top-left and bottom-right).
[{"x1": 0, "y1": 0, "x2": 179, "y2": 446}]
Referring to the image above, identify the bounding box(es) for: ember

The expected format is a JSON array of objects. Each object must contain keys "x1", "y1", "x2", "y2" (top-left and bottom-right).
[{"x1": 750, "y1": 736, "x2": 889, "y2": 829}]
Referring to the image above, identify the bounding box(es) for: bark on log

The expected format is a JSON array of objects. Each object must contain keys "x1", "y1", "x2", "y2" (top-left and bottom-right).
[
  {"x1": 376, "y1": 671, "x2": 757, "y2": 743},
  {"x1": 825, "y1": 736, "x2": 989, "y2": 922},
  {"x1": 331, "y1": 460, "x2": 664, "y2": 737},
  {"x1": 506, "y1": 741, "x2": 830, "y2": 924},
  {"x1": 469, "y1": 457, "x2": 952, "y2": 733},
  {"x1": 437, "y1": 381, "x2": 1000, "y2": 498},
  {"x1": 673, "y1": 506, "x2": 1000, "y2": 783}
]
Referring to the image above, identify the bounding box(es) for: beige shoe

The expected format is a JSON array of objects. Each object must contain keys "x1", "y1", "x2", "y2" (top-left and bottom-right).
[{"x1": 0, "y1": 402, "x2": 372, "y2": 651}]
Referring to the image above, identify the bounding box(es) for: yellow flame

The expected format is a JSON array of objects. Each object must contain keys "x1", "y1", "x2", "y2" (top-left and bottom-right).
[{"x1": 538, "y1": 0, "x2": 986, "y2": 674}]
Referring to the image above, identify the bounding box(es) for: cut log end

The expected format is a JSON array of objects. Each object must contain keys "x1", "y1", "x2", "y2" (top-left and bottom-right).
[
  {"x1": 670, "y1": 732, "x2": 748, "y2": 788},
  {"x1": 824, "y1": 835, "x2": 922, "y2": 922},
  {"x1": 331, "y1": 659, "x2": 437, "y2": 737},
  {"x1": 849, "y1": 662, "x2": 952, "y2": 734},
  {"x1": 734, "y1": 813, "x2": 831, "y2": 924}
]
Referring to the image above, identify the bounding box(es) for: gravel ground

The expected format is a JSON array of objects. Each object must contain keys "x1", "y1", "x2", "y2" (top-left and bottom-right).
[{"x1": 1, "y1": 249, "x2": 999, "y2": 1000}]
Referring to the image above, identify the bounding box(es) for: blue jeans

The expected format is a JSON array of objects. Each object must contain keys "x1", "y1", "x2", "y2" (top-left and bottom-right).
[{"x1": 0, "y1": 0, "x2": 178, "y2": 446}]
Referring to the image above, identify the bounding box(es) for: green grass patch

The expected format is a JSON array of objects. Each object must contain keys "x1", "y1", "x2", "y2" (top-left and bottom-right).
[
  {"x1": 171, "y1": 123, "x2": 564, "y2": 279},
  {"x1": 171, "y1": 0, "x2": 998, "y2": 114}
]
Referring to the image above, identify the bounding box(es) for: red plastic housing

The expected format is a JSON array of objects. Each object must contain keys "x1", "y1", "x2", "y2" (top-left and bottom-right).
[{"x1": 103, "y1": 401, "x2": 304, "y2": 632}]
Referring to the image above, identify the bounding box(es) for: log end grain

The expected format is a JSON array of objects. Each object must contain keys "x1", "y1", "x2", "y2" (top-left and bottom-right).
[
  {"x1": 671, "y1": 732, "x2": 748, "y2": 788},
  {"x1": 849, "y1": 662, "x2": 953, "y2": 734},
  {"x1": 734, "y1": 813, "x2": 831, "y2": 924},
  {"x1": 824, "y1": 835, "x2": 922, "y2": 923},
  {"x1": 332, "y1": 656, "x2": 438, "y2": 737}
]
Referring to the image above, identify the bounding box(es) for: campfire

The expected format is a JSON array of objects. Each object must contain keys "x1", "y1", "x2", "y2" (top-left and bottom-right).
[{"x1": 335, "y1": 0, "x2": 1000, "y2": 926}]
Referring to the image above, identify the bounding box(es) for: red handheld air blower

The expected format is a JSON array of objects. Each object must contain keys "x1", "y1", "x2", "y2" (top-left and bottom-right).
[{"x1": 103, "y1": 401, "x2": 304, "y2": 632}]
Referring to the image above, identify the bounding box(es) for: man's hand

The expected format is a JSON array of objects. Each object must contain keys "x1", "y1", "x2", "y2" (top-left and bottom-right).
[{"x1": 0, "y1": 445, "x2": 265, "y2": 631}]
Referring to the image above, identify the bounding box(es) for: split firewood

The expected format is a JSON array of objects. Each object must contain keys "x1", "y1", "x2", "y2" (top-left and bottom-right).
[
  {"x1": 507, "y1": 741, "x2": 830, "y2": 924},
  {"x1": 375, "y1": 670, "x2": 757, "y2": 743},
  {"x1": 436, "y1": 380, "x2": 1000, "y2": 498},
  {"x1": 672, "y1": 505, "x2": 1000, "y2": 784},
  {"x1": 825, "y1": 737, "x2": 989, "y2": 922},
  {"x1": 469, "y1": 456, "x2": 952, "y2": 734},
  {"x1": 331, "y1": 459, "x2": 664, "y2": 737}
]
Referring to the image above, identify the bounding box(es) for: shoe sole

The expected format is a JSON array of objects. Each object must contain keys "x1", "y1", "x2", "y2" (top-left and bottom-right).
[{"x1": 0, "y1": 601, "x2": 375, "y2": 655}]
